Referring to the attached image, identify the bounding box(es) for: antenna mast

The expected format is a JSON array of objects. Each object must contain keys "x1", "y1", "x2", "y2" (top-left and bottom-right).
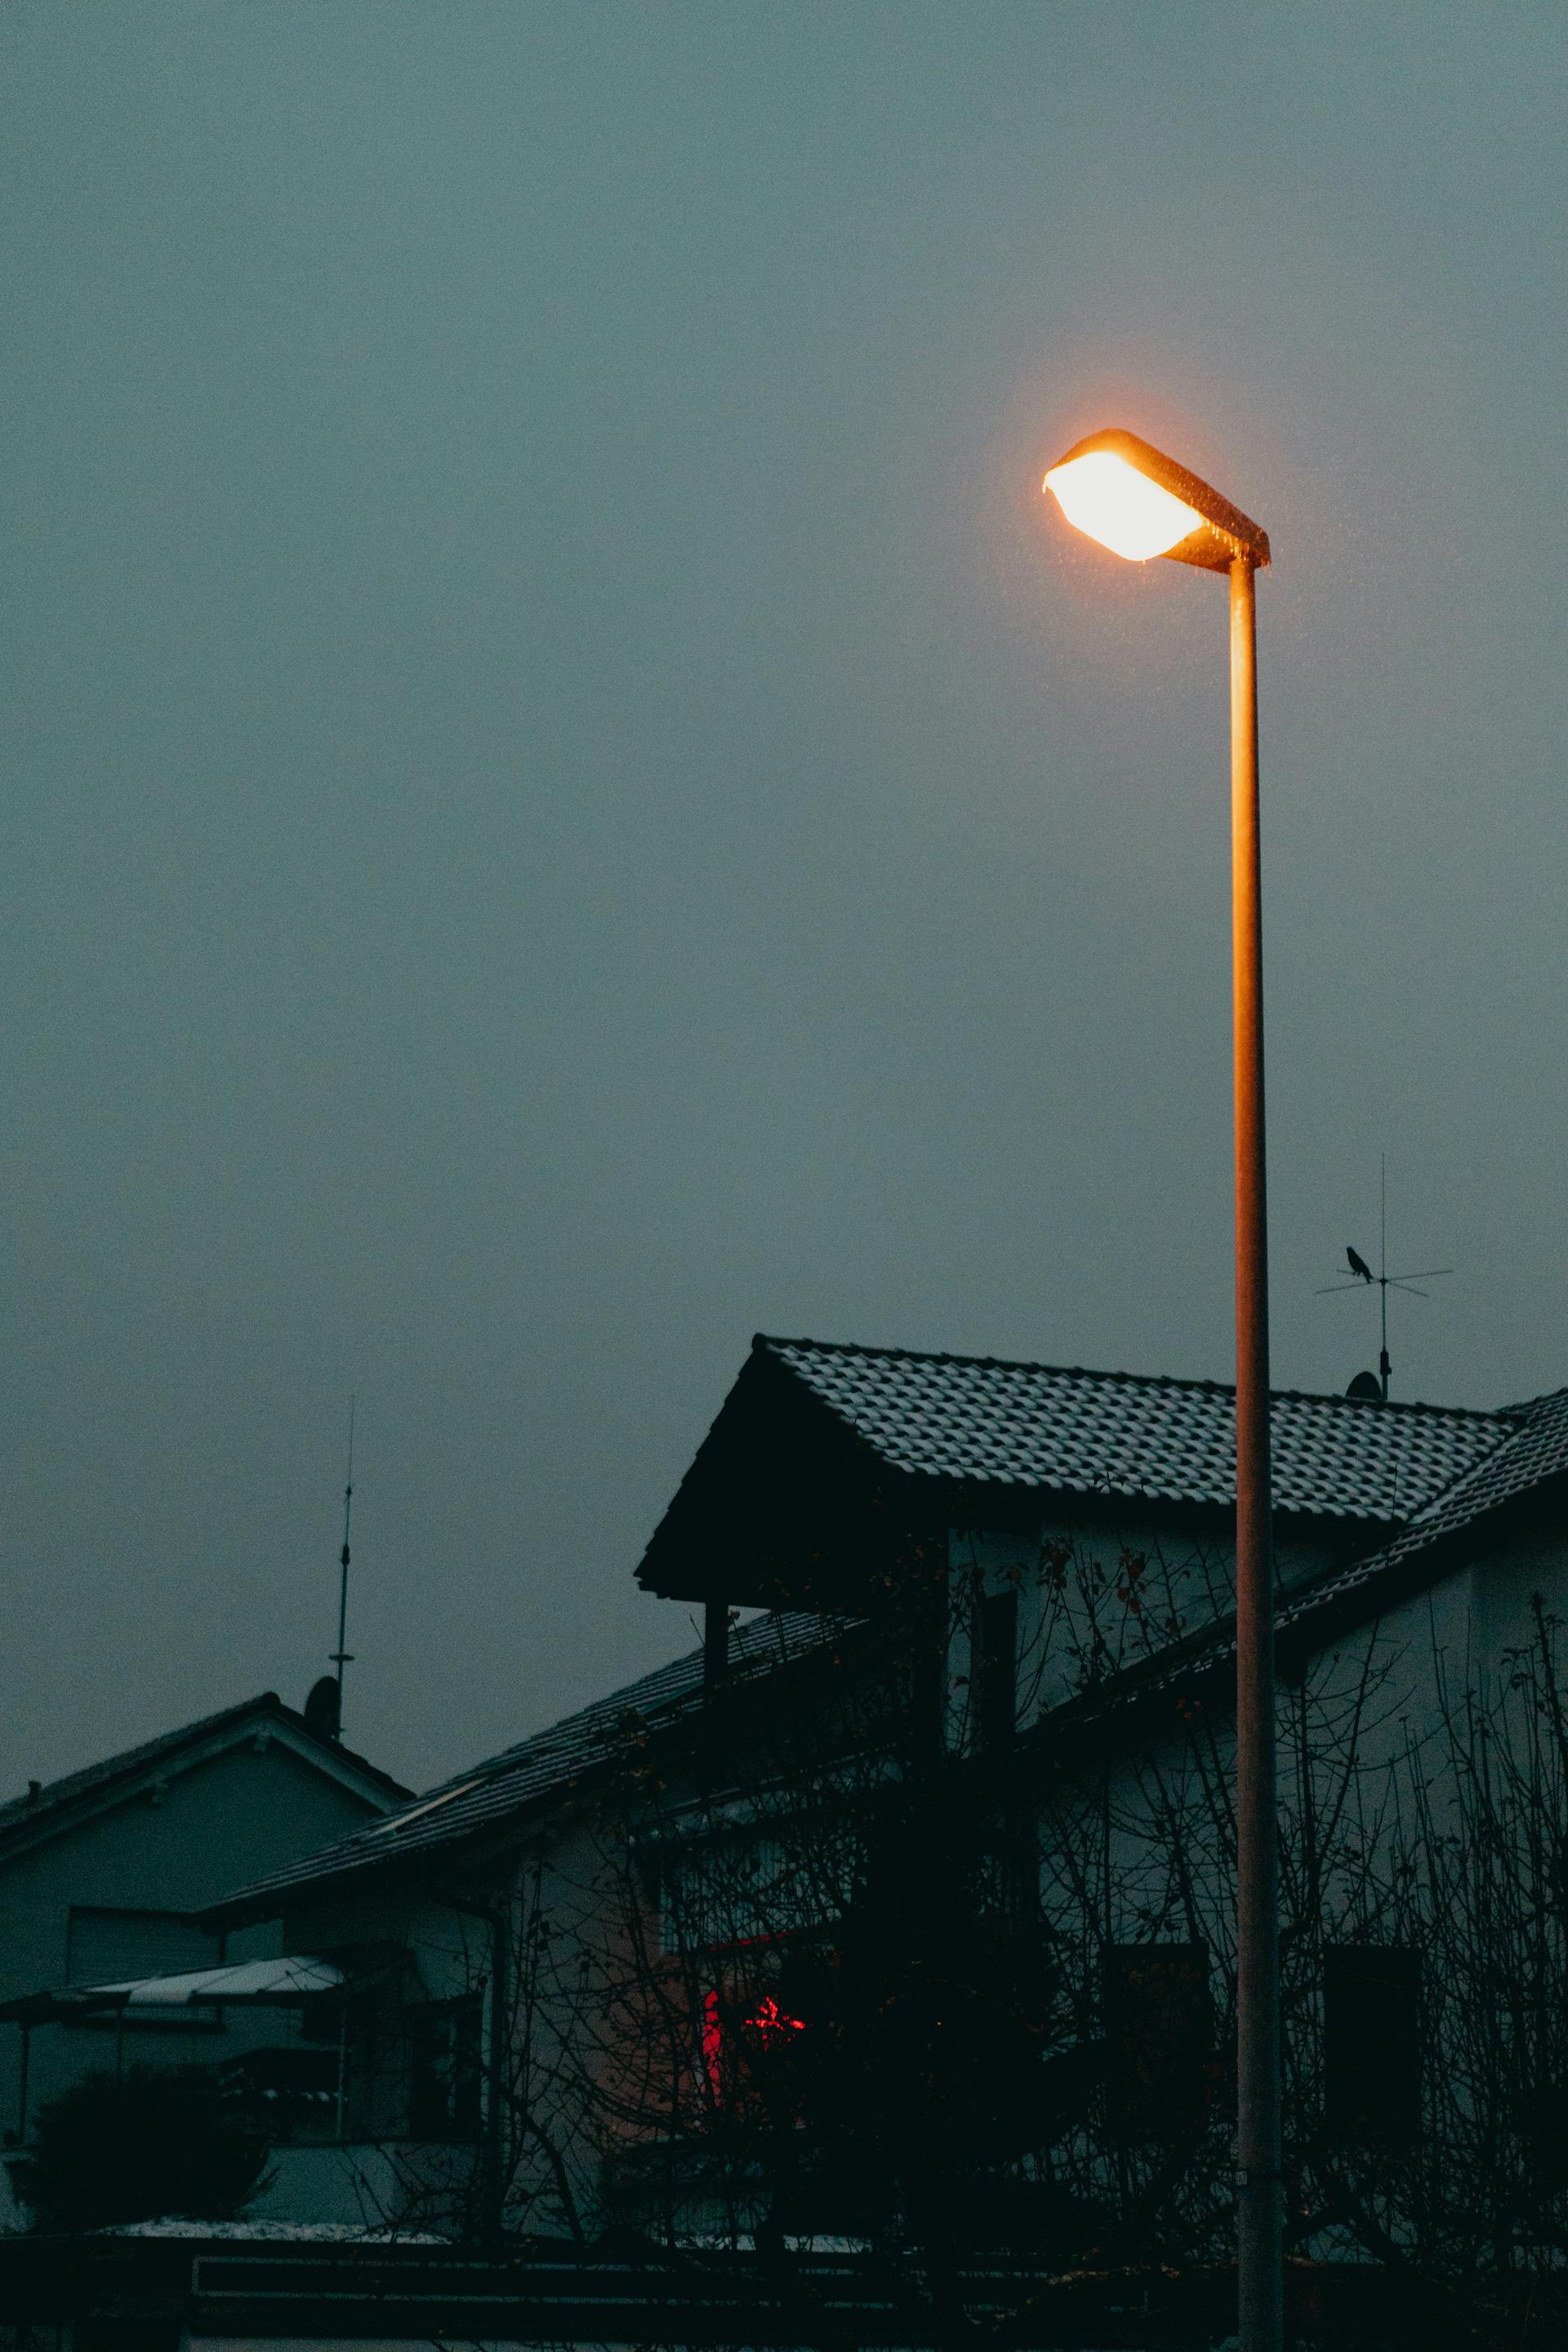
[
  {"x1": 1378, "y1": 1152, "x2": 1389, "y2": 1399},
  {"x1": 328, "y1": 1398, "x2": 355, "y2": 1738},
  {"x1": 1315, "y1": 1158, "x2": 1451, "y2": 1400}
]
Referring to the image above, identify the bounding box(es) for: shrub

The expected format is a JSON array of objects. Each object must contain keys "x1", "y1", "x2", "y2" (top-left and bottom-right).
[{"x1": 15, "y1": 2065, "x2": 270, "y2": 2231}]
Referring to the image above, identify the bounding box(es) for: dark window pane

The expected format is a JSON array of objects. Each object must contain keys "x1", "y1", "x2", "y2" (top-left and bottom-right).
[
  {"x1": 1105, "y1": 1943, "x2": 1213, "y2": 2137},
  {"x1": 975, "y1": 1590, "x2": 1018, "y2": 1752},
  {"x1": 1325, "y1": 1945, "x2": 1420, "y2": 2147},
  {"x1": 406, "y1": 1995, "x2": 483, "y2": 2141},
  {"x1": 220, "y1": 2045, "x2": 340, "y2": 2144}
]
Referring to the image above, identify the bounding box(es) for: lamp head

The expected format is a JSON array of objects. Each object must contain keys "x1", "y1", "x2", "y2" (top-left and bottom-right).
[{"x1": 1044, "y1": 428, "x2": 1269, "y2": 572}]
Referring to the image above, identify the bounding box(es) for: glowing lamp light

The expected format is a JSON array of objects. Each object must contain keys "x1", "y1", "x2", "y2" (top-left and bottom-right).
[
  {"x1": 1042, "y1": 428, "x2": 1271, "y2": 573},
  {"x1": 1044, "y1": 450, "x2": 1205, "y2": 563}
]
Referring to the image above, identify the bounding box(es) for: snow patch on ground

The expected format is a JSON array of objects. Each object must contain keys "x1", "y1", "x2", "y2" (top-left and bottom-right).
[{"x1": 92, "y1": 2217, "x2": 449, "y2": 2241}]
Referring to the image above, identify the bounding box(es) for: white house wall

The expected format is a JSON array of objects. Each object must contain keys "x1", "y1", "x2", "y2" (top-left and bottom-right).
[
  {"x1": 949, "y1": 1510, "x2": 1359, "y2": 1742},
  {"x1": 1036, "y1": 1508, "x2": 1568, "y2": 1996},
  {"x1": 274, "y1": 1807, "x2": 663, "y2": 2239}
]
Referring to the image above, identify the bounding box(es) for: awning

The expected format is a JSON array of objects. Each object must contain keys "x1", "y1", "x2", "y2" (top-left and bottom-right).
[{"x1": 0, "y1": 1952, "x2": 350, "y2": 2026}]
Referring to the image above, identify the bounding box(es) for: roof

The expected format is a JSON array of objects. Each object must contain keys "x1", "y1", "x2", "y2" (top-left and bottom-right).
[
  {"x1": 0, "y1": 1952, "x2": 351, "y2": 2028},
  {"x1": 1278, "y1": 1379, "x2": 1568, "y2": 1637},
  {"x1": 211, "y1": 1612, "x2": 837, "y2": 1921},
  {"x1": 0, "y1": 1694, "x2": 409, "y2": 1864},
  {"x1": 754, "y1": 1334, "x2": 1504, "y2": 1521}
]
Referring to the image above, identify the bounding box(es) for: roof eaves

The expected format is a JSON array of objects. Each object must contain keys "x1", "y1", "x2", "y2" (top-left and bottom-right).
[{"x1": 257, "y1": 1716, "x2": 413, "y2": 1807}]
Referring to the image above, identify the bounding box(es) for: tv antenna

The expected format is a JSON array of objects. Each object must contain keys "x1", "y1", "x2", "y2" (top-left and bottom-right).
[
  {"x1": 1316, "y1": 1158, "x2": 1450, "y2": 1401},
  {"x1": 328, "y1": 1397, "x2": 355, "y2": 1736}
]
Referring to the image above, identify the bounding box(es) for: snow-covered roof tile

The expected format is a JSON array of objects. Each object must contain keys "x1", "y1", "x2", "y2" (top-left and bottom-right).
[{"x1": 760, "y1": 1334, "x2": 1504, "y2": 1522}]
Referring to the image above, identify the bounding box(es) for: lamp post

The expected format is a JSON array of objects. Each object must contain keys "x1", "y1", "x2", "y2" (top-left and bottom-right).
[{"x1": 1043, "y1": 428, "x2": 1279, "y2": 2352}]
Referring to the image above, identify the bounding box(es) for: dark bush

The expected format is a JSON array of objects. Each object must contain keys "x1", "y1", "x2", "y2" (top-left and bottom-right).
[{"x1": 15, "y1": 2065, "x2": 271, "y2": 2231}]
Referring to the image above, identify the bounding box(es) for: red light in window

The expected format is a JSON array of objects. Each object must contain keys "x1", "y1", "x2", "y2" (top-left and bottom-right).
[
  {"x1": 702, "y1": 1988, "x2": 724, "y2": 2103},
  {"x1": 702, "y1": 1989, "x2": 807, "y2": 2113},
  {"x1": 746, "y1": 1994, "x2": 806, "y2": 2038}
]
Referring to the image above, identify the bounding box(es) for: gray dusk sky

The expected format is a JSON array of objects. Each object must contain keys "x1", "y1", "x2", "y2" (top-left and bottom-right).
[{"x1": 2, "y1": 3, "x2": 1563, "y2": 1797}]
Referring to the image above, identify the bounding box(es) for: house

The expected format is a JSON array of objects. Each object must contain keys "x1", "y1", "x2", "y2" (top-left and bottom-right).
[
  {"x1": 203, "y1": 1612, "x2": 833, "y2": 2232},
  {"x1": 0, "y1": 1690, "x2": 408, "y2": 2219},
  {"x1": 198, "y1": 1330, "x2": 1568, "y2": 2298}
]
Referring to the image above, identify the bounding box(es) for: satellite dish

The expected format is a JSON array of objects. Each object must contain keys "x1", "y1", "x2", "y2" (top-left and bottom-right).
[
  {"x1": 1345, "y1": 1370, "x2": 1383, "y2": 1403},
  {"x1": 304, "y1": 1676, "x2": 341, "y2": 1740}
]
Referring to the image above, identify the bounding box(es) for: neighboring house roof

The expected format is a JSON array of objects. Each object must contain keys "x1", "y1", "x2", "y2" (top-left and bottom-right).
[
  {"x1": 0, "y1": 1695, "x2": 410, "y2": 1868},
  {"x1": 754, "y1": 1334, "x2": 1506, "y2": 1521},
  {"x1": 211, "y1": 1613, "x2": 836, "y2": 1922}
]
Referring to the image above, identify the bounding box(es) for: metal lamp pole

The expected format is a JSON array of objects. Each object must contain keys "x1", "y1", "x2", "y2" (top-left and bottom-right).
[
  {"x1": 1043, "y1": 430, "x2": 1280, "y2": 2352},
  {"x1": 1228, "y1": 550, "x2": 1279, "y2": 2352}
]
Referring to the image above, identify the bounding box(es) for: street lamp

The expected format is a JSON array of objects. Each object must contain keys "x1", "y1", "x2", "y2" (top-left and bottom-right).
[{"x1": 1044, "y1": 425, "x2": 1280, "y2": 2352}]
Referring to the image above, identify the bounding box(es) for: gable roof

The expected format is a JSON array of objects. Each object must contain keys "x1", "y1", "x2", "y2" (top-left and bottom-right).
[
  {"x1": 638, "y1": 1334, "x2": 1511, "y2": 1601},
  {"x1": 0, "y1": 1695, "x2": 409, "y2": 1867},
  {"x1": 209, "y1": 1613, "x2": 836, "y2": 1922},
  {"x1": 756, "y1": 1335, "x2": 1506, "y2": 1519}
]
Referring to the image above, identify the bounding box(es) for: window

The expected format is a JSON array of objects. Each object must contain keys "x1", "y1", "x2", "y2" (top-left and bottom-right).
[
  {"x1": 67, "y1": 1907, "x2": 222, "y2": 1986},
  {"x1": 65, "y1": 1908, "x2": 223, "y2": 2026},
  {"x1": 1325, "y1": 1945, "x2": 1420, "y2": 2147},
  {"x1": 220, "y1": 2045, "x2": 341, "y2": 2144},
  {"x1": 973, "y1": 1589, "x2": 1018, "y2": 1752},
  {"x1": 661, "y1": 1829, "x2": 850, "y2": 1955},
  {"x1": 663, "y1": 1838, "x2": 788, "y2": 1953},
  {"x1": 697, "y1": 1936, "x2": 824, "y2": 2121},
  {"x1": 700, "y1": 1980, "x2": 810, "y2": 2118},
  {"x1": 1105, "y1": 1943, "x2": 1214, "y2": 2137},
  {"x1": 405, "y1": 1995, "x2": 483, "y2": 2141}
]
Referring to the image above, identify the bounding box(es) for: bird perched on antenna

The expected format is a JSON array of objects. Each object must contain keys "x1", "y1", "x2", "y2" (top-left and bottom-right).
[{"x1": 1318, "y1": 1164, "x2": 1453, "y2": 1402}]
